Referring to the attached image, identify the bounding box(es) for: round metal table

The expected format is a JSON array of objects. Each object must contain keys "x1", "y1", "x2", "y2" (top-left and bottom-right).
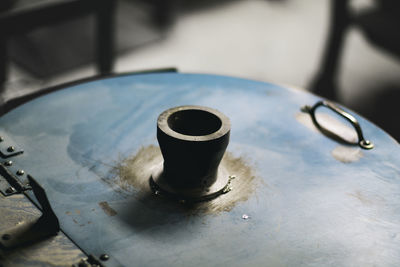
[{"x1": 0, "y1": 73, "x2": 399, "y2": 266}]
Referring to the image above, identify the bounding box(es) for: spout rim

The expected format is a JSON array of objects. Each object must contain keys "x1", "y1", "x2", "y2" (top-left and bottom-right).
[{"x1": 157, "y1": 105, "x2": 231, "y2": 142}]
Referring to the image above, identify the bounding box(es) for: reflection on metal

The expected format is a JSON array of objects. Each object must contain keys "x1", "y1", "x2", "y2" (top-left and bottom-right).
[
  {"x1": 331, "y1": 145, "x2": 364, "y2": 163},
  {"x1": 301, "y1": 100, "x2": 374, "y2": 149},
  {"x1": 100, "y1": 254, "x2": 110, "y2": 261},
  {"x1": 5, "y1": 186, "x2": 16, "y2": 194},
  {"x1": 0, "y1": 176, "x2": 59, "y2": 249},
  {"x1": 241, "y1": 214, "x2": 250, "y2": 220}
]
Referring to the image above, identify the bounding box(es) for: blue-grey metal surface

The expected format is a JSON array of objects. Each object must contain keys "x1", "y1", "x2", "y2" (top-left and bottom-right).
[{"x1": 1, "y1": 73, "x2": 400, "y2": 266}]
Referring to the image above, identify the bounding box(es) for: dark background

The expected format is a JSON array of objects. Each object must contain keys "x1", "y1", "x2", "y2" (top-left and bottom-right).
[{"x1": 1, "y1": 0, "x2": 400, "y2": 141}]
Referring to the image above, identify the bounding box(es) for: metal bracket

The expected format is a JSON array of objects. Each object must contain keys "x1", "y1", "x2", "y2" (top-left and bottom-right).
[
  {"x1": 0, "y1": 175, "x2": 60, "y2": 249},
  {"x1": 0, "y1": 133, "x2": 24, "y2": 158},
  {"x1": 0, "y1": 161, "x2": 31, "y2": 196}
]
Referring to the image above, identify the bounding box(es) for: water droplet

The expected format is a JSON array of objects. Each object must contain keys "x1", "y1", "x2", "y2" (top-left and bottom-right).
[
  {"x1": 242, "y1": 214, "x2": 250, "y2": 220},
  {"x1": 179, "y1": 199, "x2": 186, "y2": 204},
  {"x1": 154, "y1": 190, "x2": 160, "y2": 195}
]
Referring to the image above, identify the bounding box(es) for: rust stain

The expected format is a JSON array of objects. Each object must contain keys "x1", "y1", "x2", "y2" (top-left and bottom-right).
[
  {"x1": 98, "y1": 201, "x2": 117, "y2": 216},
  {"x1": 347, "y1": 191, "x2": 385, "y2": 206},
  {"x1": 75, "y1": 210, "x2": 81, "y2": 215},
  {"x1": 347, "y1": 191, "x2": 373, "y2": 205},
  {"x1": 65, "y1": 211, "x2": 71, "y2": 215},
  {"x1": 110, "y1": 145, "x2": 258, "y2": 215}
]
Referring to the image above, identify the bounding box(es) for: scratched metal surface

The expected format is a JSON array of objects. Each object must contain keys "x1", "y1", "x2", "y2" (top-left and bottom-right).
[{"x1": 1, "y1": 73, "x2": 400, "y2": 266}]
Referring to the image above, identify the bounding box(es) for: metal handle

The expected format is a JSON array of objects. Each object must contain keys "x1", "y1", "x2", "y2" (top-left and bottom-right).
[{"x1": 301, "y1": 101, "x2": 373, "y2": 149}]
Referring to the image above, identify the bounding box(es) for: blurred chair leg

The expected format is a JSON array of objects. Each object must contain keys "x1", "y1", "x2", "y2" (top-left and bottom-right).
[
  {"x1": 309, "y1": 0, "x2": 350, "y2": 101},
  {"x1": 0, "y1": 36, "x2": 7, "y2": 91},
  {"x1": 153, "y1": 0, "x2": 175, "y2": 28},
  {"x1": 96, "y1": 0, "x2": 115, "y2": 75}
]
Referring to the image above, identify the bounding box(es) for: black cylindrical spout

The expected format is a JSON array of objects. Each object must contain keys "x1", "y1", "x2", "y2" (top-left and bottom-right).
[{"x1": 157, "y1": 105, "x2": 231, "y2": 190}]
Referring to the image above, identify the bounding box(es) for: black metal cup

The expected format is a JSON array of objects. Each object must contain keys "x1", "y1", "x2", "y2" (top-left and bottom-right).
[{"x1": 157, "y1": 106, "x2": 230, "y2": 190}]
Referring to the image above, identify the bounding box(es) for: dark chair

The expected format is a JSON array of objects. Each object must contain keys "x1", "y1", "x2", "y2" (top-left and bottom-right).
[
  {"x1": 0, "y1": 0, "x2": 115, "y2": 88},
  {"x1": 310, "y1": 0, "x2": 400, "y2": 100}
]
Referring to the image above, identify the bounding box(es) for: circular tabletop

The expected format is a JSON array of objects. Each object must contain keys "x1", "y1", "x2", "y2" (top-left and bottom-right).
[{"x1": 1, "y1": 73, "x2": 399, "y2": 266}]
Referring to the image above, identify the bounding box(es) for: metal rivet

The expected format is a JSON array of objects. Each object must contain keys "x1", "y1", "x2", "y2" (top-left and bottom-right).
[
  {"x1": 4, "y1": 160, "x2": 12, "y2": 166},
  {"x1": 2, "y1": 234, "x2": 11, "y2": 241},
  {"x1": 99, "y1": 254, "x2": 109, "y2": 261},
  {"x1": 23, "y1": 182, "x2": 32, "y2": 191},
  {"x1": 77, "y1": 261, "x2": 87, "y2": 267},
  {"x1": 16, "y1": 170, "x2": 25, "y2": 176},
  {"x1": 7, "y1": 146, "x2": 15, "y2": 152},
  {"x1": 5, "y1": 187, "x2": 15, "y2": 194}
]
